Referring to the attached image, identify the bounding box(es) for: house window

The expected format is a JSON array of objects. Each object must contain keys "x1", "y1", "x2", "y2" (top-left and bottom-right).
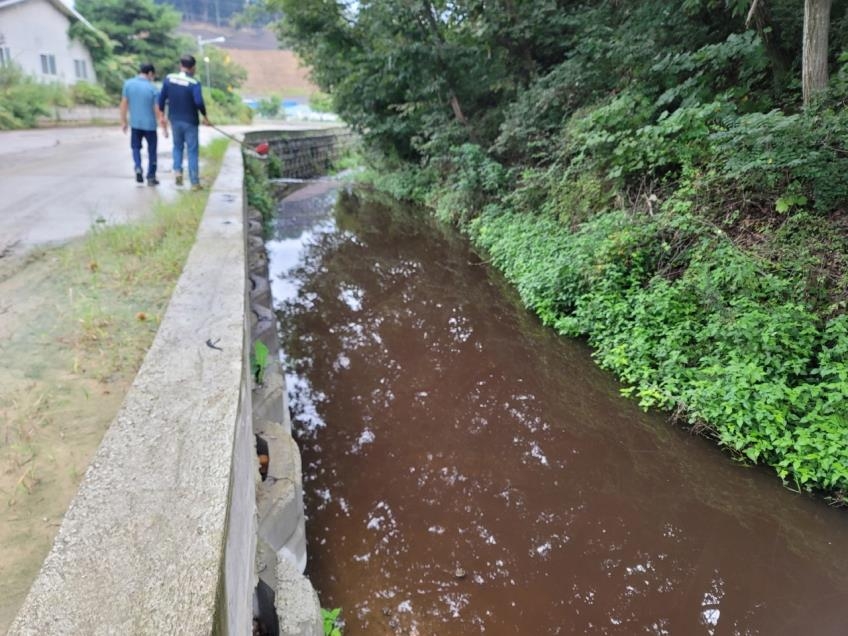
[
  {"x1": 0, "y1": 47, "x2": 10, "y2": 68},
  {"x1": 74, "y1": 59, "x2": 87, "y2": 79},
  {"x1": 40, "y1": 54, "x2": 57, "y2": 75}
]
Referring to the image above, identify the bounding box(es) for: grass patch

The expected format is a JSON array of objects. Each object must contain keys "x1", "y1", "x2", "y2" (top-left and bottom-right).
[
  {"x1": 245, "y1": 155, "x2": 276, "y2": 230},
  {"x1": 61, "y1": 137, "x2": 230, "y2": 378}
]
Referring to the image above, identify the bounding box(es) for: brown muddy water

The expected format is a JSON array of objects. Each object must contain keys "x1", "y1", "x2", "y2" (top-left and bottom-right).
[{"x1": 266, "y1": 183, "x2": 848, "y2": 635}]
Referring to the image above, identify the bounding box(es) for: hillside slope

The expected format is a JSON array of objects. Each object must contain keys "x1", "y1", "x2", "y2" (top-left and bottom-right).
[
  {"x1": 224, "y1": 49, "x2": 316, "y2": 99},
  {"x1": 177, "y1": 22, "x2": 317, "y2": 99}
]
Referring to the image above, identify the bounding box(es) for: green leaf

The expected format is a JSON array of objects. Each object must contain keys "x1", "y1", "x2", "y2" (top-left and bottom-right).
[{"x1": 252, "y1": 340, "x2": 270, "y2": 384}]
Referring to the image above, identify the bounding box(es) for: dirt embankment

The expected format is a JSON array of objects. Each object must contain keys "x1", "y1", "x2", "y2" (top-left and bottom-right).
[
  {"x1": 223, "y1": 49, "x2": 317, "y2": 99},
  {"x1": 0, "y1": 250, "x2": 132, "y2": 630},
  {"x1": 178, "y1": 21, "x2": 319, "y2": 99}
]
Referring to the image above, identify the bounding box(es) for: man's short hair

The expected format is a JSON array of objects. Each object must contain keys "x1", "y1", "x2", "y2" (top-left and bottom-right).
[
  {"x1": 139, "y1": 63, "x2": 155, "y2": 75},
  {"x1": 180, "y1": 55, "x2": 197, "y2": 69}
]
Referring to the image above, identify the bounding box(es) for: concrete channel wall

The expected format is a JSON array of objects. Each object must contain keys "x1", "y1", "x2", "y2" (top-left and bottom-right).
[
  {"x1": 9, "y1": 130, "x2": 347, "y2": 635},
  {"x1": 246, "y1": 127, "x2": 356, "y2": 179},
  {"x1": 36, "y1": 106, "x2": 120, "y2": 126}
]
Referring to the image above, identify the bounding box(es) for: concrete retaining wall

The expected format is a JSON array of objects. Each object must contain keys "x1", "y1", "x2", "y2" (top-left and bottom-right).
[
  {"x1": 247, "y1": 209, "x2": 322, "y2": 636},
  {"x1": 245, "y1": 128, "x2": 356, "y2": 179},
  {"x1": 36, "y1": 106, "x2": 120, "y2": 125},
  {"x1": 10, "y1": 129, "x2": 336, "y2": 635}
]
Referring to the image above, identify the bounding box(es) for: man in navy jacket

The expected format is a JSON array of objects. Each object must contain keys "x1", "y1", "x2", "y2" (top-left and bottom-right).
[{"x1": 158, "y1": 55, "x2": 211, "y2": 190}]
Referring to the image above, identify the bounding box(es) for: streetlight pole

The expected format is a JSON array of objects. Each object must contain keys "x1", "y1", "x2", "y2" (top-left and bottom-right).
[{"x1": 196, "y1": 35, "x2": 226, "y2": 88}]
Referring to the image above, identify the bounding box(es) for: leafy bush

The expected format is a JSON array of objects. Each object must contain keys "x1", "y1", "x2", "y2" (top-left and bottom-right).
[
  {"x1": 309, "y1": 91, "x2": 334, "y2": 113},
  {"x1": 708, "y1": 108, "x2": 848, "y2": 214},
  {"x1": 494, "y1": 58, "x2": 605, "y2": 163},
  {"x1": 205, "y1": 87, "x2": 253, "y2": 124},
  {"x1": 266, "y1": 152, "x2": 283, "y2": 179},
  {"x1": 71, "y1": 81, "x2": 112, "y2": 107},
  {"x1": 256, "y1": 95, "x2": 282, "y2": 118},
  {"x1": 0, "y1": 64, "x2": 66, "y2": 129},
  {"x1": 360, "y1": 152, "x2": 438, "y2": 206},
  {"x1": 244, "y1": 156, "x2": 275, "y2": 226},
  {"x1": 431, "y1": 143, "x2": 507, "y2": 224},
  {"x1": 648, "y1": 31, "x2": 772, "y2": 111},
  {"x1": 199, "y1": 46, "x2": 248, "y2": 92},
  {"x1": 561, "y1": 92, "x2": 735, "y2": 186},
  {"x1": 470, "y1": 205, "x2": 848, "y2": 493}
]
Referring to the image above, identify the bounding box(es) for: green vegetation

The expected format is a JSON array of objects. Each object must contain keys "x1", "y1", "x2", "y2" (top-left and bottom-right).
[
  {"x1": 251, "y1": 341, "x2": 270, "y2": 384},
  {"x1": 321, "y1": 607, "x2": 343, "y2": 636},
  {"x1": 308, "y1": 91, "x2": 333, "y2": 113},
  {"x1": 271, "y1": 0, "x2": 848, "y2": 498},
  {"x1": 0, "y1": 70, "x2": 110, "y2": 128},
  {"x1": 66, "y1": 138, "x2": 230, "y2": 371},
  {"x1": 199, "y1": 47, "x2": 249, "y2": 93},
  {"x1": 205, "y1": 87, "x2": 253, "y2": 124},
  {"x1": 70, "y1": 82, "x2": 112, "y2": 107},
  {"x1": 72, "y1": 0, "x2": 248, "y2": 96},
  {"x1": 245, "y1": 154, "x2": 276, "y2": 228},
  {"x1": 155, "y1": 0, "x2": 252, "y2": 26},
  {"x1": 0, "y1": 65, "x2": 69, "y2": 128},
  {"x1": 71, "y1": 0, "x2": 185, "y2": 96},
  {"x1": 256, "y1": 94, "x2": 283, "y2": 118}
]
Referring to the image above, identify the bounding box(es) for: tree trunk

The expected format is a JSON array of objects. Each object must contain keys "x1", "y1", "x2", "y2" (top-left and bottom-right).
[
  {"x1": 420, "y1": 1, "x2": 473, "y2": 135},
  {"x1": 746, "y1": 0, "x2": 790, "y2": 94},
  {"x1": 802, "y1": 0, "x2": 832, "y2": 106}
]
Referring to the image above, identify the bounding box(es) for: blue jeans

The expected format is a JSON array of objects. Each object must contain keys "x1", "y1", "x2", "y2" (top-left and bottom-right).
[
  {"x1": 130, "y1": 128, "x2": 157, "y2": 178},
  {"x1": 171, "y1": 120, "x2": 200, "y2": 185}
]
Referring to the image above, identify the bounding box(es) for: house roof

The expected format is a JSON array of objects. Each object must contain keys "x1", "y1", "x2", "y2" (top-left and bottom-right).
[{"x1": 0, "y1": 0, "x2": 97, "y2": 31}]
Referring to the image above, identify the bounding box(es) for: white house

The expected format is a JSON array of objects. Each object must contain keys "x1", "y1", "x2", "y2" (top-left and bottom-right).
[{"x1": 0, "y1": 0, "x2": 98, "y2": 85}]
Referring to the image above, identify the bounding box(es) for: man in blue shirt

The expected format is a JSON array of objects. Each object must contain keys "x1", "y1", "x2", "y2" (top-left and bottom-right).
[
  {"x1": 157, "y1": 55, "x2": 211, "y2": 191},
  {"x1": 121, "y1": 63, "x2": 167, "y2": 186}
]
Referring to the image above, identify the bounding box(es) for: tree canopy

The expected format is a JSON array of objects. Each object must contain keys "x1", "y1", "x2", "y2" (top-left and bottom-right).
[
  {"x1": 154, "y1": 0, "x2": 249, "y2": 26},
  {"x1": 72, "y1": 0, "x2": 187, "y2": 94},
  {"x1": 72, "y1": 0, "x2": 247, "y2": 96},
  {"x1": 269, "y1": 0, "x2": 848, "y2": 163}
]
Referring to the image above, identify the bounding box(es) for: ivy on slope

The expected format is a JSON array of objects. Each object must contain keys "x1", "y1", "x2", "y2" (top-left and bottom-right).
[{"x1": 469, "y1": 208, "x2": 848, "y2": 494}]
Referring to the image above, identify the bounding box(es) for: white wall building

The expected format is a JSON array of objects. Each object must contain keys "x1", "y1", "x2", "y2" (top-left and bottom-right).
[{"x1": 0, "y1": 0, "x2": 97, "y2": 85}]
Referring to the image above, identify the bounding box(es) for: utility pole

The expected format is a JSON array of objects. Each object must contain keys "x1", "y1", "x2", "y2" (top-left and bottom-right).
[{"x1": 196, "y1": 35, "x2": 226, "y2": 89}]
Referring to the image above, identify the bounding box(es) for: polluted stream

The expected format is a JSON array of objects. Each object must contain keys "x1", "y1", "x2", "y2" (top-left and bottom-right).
[{"x1": 266, "y1": 182, "x2": 848, "y2": 635}]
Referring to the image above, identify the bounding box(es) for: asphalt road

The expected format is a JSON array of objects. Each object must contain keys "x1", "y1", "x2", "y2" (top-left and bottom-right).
[{"x1": 0, "y1": 125, "x2": 220, "y2": 257}]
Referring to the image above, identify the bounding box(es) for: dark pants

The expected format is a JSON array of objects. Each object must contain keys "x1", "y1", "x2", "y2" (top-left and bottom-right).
[{"x1": 130, "y1": 128, "x2": 158, "y2": 178}]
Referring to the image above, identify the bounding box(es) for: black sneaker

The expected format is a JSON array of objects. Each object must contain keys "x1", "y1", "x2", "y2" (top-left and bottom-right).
[
  {"x1": 147, "y1": 177, "x2": 160, "y2": 186},
  {"x1": 135, "y1": 168, "x2": 143, "y2": 183},
  {"x1": 175, "y1": 173, "x2": 183, "y2": 186}
]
